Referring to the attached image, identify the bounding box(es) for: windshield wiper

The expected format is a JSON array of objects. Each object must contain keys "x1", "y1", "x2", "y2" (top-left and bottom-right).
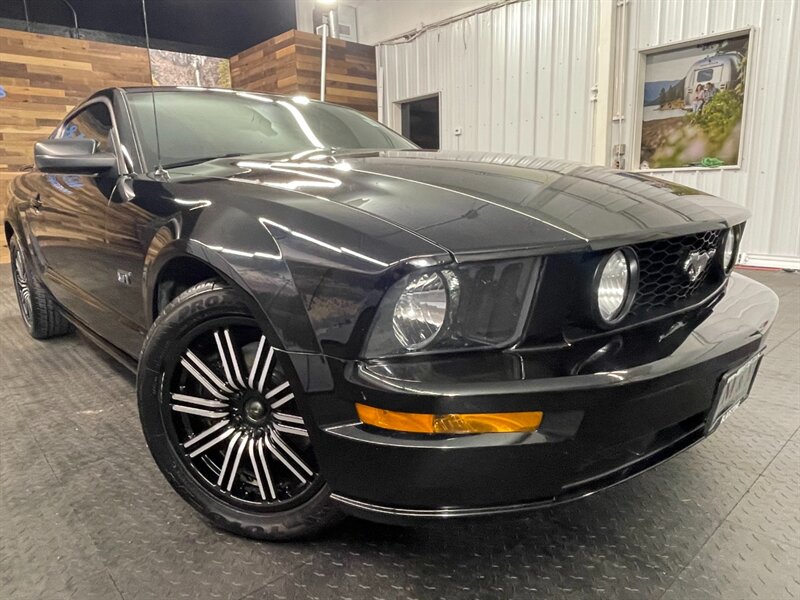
[{"x1": 162, "y1": 153, "x2": 245, "y2": 169}]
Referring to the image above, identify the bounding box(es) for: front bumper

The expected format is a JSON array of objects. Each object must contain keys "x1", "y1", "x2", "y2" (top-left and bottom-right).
[{"x1": 302, "y1": 273, "x2": 778, "y2": 523}]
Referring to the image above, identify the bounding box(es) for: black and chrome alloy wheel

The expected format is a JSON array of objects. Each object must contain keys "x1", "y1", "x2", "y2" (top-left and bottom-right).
[
  {"x1": 138, "y1": 281, "x2": 340, "y2": 540},
  {"x1": 165, "y1": 319, "x2": 321, "y2": 509},
  {"x1": 10, "y1": 240, "x2": 33, "y2": 327},
  {"x1": 8, "y1": 235, "x2": 71, "y2": 339}
]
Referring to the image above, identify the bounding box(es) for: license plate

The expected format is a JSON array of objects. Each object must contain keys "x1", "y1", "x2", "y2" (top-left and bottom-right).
[{"x1": 707, "y1": 353, "x2": 762, "y2": 433}]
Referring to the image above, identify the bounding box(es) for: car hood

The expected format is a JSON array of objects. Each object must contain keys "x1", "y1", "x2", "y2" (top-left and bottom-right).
[{"x1": 173, "y1": 149, "x2": 750, "y2": 260}]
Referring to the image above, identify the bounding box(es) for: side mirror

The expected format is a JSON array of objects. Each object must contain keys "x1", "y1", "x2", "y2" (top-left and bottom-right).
[{"x1": 34, "y1": 139, "x2": 117, "y2": 175}]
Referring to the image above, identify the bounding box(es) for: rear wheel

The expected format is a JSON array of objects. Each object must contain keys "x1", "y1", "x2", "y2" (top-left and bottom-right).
[
  {"x1": 137, "y1": 280, "x2": 342, "y2": 540},
  {"x1": 9, "y1": 235, "x2": 72, "y2": 339}
]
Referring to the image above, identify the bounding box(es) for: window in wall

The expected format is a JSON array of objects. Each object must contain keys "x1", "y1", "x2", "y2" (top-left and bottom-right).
[{"x1": 399, "y1": 95, "x2": 440, "y2": 150}]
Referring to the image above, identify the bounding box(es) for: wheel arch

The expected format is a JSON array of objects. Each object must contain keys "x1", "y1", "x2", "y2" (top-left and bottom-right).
[
  {"x1": 144, "y1": 236, "x2": 322, "y2": 358},
  {"x1": 146, "y1": 246, "x2": 281, "y2": 349},
  {"x1": 145, "y1": 244, "x2": 334, "y2": 393},
  {"x1": 5, "y1": 195, "x2": 23, "y2": 244},
  {"x1": 4, "y1": 220, "x2": 13, "y2": 246},
  {"x1": 149, "y1": 253, "x2": 218, "y2": 318}
]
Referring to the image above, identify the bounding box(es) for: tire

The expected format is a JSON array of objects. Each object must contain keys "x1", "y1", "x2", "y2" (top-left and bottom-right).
[
  {"x1": 9, "y1": 234, "x2": 72, "y2": 339},
  {"x1": 137, "y1": 280, "x2": 343, "y2": 540}
]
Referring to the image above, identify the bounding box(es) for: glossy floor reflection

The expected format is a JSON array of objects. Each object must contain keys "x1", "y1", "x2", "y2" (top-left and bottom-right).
[{"x1": 1, "y1": 267, "x2": 798, "y2": 600}]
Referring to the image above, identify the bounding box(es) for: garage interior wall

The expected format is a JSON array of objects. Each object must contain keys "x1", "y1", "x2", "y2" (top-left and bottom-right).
[
  {"x1": 373, "y1": 0, "x2": 799, "y2": 268},
  {"x1": 377, "y1": 0, "x2": 599, "y2": 164},
  {"x1": 0, "y1": 27, "x2": 378, "y2": 257},
  {"x1": 618, "y1": 0, "x2": 799, "y2": 268},
  {"x1": 230, "y1": 30, "x2": 377, "y2": 118},
  {"x1": 295, "y1": 0, "x2": 491, "y2": 45},
  {"x1": 0, "y1": 27, "x2": 152, "y2": 256},
  {"x1": 0, "y1": 29, "x2": 152, "y2": 172},
  {"x1": 1, "y1": 27, "x2": 376, "y2": 174},
  {"x1": 352, "y1": 0, "x2": 491, "y2": 46}
]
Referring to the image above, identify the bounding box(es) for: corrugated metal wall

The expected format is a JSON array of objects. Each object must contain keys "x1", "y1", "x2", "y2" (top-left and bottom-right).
[
  {"x1": 620, "y1": 0, "x2": 799, "y2": 264},
  {"x1": 376, "y1": 0, "x2": 799, "y2": 265},
  {"x1": 377, "y1": 0, "x2": 599, "y2": 162}
]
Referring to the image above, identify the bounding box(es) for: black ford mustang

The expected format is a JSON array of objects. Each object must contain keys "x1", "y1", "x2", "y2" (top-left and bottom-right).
[{"x1": 5, "y1": 88, "x2": 778, "y2": 540}]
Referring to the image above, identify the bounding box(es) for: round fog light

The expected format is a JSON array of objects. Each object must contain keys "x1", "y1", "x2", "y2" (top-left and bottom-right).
[{"x1": 595, "y1": 249, "x2": 637, "y2": 324}]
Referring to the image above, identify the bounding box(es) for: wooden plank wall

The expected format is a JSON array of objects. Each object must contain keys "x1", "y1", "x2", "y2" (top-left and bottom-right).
[
  {"x1": 230, "y1": 30, "x2": 377, "y2": 119},
  {"x1": 228, "y1": 31, "x2": 299, "y2": 97},
  {"x1": 0, "y1": 27, "x2": 151, "y2": 256},
  {"x1": 0, "y1": 28, "x2": 151, "y2": 172}
]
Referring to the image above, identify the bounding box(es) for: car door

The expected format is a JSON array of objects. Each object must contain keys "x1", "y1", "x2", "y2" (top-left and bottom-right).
[
  {"x1": 99, "y1": 189, "x2": 172, "y2": 357},
  {"x1": 32, "y1": 100, "x2": 123, "y2": 331}
]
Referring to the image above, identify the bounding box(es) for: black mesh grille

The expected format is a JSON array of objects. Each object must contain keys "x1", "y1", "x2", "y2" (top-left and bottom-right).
[
  {"x1": 521, "y1": 227, "x2": 735, "y2": 347},
  {"x1": 630, "y1": 229, "x2": 724, "y2": 315}
]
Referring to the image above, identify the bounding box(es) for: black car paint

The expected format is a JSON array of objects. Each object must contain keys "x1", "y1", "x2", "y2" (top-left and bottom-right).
[
  {"x1": 5, "y1": 87, "x2": 776, "y2": 522},
  {"x1": 317, "y1": 272, "x2": 775, "y2": 519}
]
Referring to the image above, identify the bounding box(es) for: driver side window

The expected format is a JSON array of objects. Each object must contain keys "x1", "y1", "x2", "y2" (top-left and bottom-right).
[{"x1": 61, "y1": 102, "x2": 114, "y2": 153}]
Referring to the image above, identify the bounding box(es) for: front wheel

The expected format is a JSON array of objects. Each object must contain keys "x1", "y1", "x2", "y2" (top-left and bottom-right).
[{"x1": 137, "y1": 281, "x2": 342, "y2": 540}]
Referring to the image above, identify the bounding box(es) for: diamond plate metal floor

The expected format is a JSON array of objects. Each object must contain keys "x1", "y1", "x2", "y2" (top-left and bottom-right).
[{"x1": 1, "y1": 266, "x2": 798, "y2": 600}]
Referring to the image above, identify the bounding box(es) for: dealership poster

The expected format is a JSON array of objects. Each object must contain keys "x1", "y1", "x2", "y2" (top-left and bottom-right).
[
  {"x1": 149, "y1": 49, "x2": 231, "y2": 88},
  {"x1": 639, "y1": 33, "x2": 749, "y2": 170}
]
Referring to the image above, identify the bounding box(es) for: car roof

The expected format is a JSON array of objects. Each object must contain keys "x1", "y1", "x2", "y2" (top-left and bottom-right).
[{"x1": 117, "y1": 86, "x2": 297, "y2": 102}]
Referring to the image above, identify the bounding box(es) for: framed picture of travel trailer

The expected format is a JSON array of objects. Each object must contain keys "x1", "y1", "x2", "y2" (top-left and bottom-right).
[{"x1": 634, "y1": 29, "x2": 753, "y2": 171}]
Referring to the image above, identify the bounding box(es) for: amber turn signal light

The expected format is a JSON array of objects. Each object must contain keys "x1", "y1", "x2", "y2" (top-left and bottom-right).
[{"x1": 355, "y1": 403, "x2": 543, "y2": 434}]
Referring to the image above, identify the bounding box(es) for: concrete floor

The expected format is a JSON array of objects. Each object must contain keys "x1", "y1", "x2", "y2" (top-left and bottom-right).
[{"x1": 1, "y1": 266, "x2": 798, "y2": 600}]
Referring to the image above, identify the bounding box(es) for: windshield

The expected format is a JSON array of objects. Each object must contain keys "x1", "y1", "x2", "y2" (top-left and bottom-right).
[{"x1": 127, "y1": 90, "x2": 416, "y2": 169}]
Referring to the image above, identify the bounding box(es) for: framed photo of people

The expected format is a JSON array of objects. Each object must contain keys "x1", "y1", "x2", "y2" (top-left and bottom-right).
[{"x1": 635, "y1": 29, "x2": 753, "y2": 170}]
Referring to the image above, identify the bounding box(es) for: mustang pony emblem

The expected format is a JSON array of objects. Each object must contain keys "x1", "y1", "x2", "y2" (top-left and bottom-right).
[{"x1": 683, "y1": 249, "x2": 716, "y2": 282}]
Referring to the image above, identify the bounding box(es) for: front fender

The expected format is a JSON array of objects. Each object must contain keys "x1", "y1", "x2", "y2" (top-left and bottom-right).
[{"x1": 144, "y1": 212, "x2": 334, "y2": 392}]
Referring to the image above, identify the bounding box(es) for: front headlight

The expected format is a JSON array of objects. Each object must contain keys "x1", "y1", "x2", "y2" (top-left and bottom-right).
[
  {"x1": 595, "y1": 248, "x2": 638, "y2": 324},
  {"x1": 723, "y1": 229, "x2": 736, "y2": 272},
  {"x1": 392, "y1": 272, "x2": 453, "y2": 350},
  {"x1": 364, "y1": 258, "x2": 538, "y2": 358}
]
